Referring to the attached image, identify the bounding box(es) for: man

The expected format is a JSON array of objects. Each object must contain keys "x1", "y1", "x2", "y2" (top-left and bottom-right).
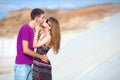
[{"x1": 14, "y1": 8, "x2": 48, "y2": 80}]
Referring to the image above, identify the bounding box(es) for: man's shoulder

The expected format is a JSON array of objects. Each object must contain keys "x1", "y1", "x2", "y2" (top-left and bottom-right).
[
  {"x1": 21, "y1": 24, "x2": 28, "y2": 28},
  {"x1": 20, "y1": 24, "x2": 29, "y2": 30}
]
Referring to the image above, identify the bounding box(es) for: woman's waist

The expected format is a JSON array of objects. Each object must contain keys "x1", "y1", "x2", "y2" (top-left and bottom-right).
[
  {"x1": 36, "y1": 47, "x2": 49, "y2": 55},
  {"x1": 36, "y1": 50, "x2": 47, "y2": 55},
  {"x1": 33, "y1": 57, "x2": 51, "y2": 65}
]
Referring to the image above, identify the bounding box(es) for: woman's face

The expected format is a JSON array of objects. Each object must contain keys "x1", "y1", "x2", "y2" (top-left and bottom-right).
[
  {"x1": 42, "y1": 19, "x2": 51, "y2": 29},
  {"x1": 36, "y1": 14, "x2": 45, "y2": 24}
]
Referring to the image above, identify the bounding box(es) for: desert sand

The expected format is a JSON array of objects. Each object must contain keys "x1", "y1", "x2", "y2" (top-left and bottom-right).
[
  {"x1": 0, "y1": 13, "x2": 120, "y2": 80},
  {"x1": 51, "y1": 13, "x2": 120, "y2": 80}
]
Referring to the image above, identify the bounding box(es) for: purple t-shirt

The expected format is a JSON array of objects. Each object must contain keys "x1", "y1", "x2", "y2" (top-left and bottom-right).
[{"x1": 15, "y1": 24, "x2": 34, "y2": 64}]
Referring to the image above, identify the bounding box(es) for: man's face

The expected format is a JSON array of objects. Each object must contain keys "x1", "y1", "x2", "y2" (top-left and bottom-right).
[{"x1": 36, "y1": 14, "x2": 45, "y2": 24}]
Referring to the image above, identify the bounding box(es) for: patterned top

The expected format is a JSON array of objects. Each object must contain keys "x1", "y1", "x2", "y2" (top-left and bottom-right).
[
  {"x1": 36, "y1": 45, "x2": 50, "y2": 55},
  {"x1": 33, "y1": 45, "x2": 52, "y2": 80}
]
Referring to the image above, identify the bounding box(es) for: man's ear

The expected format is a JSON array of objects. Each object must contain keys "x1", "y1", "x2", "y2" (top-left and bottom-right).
[{"x1": 35, "y1": 16, "x2": 39, "y2": 22}]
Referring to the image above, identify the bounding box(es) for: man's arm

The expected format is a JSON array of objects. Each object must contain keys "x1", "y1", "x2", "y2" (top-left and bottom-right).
[{"x1": 22, "y1": 40, "x2": 48, "y2": 62}]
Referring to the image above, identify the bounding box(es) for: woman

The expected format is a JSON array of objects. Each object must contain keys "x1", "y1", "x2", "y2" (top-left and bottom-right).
[{"x1": 33, "y1": 17, "x2": 61, "y2": 80}]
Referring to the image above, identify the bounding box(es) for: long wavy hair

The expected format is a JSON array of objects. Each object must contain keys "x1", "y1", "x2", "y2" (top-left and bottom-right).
[{"x1": 48, "y1": 17, "x2": 61, "y2": 54}]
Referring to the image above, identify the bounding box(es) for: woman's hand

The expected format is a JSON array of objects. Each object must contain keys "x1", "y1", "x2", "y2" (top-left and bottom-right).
[
  {"x1": 34, "y1": 22, "x2": 41, "y2": 33},
  {"x1": 39, "y1": 28, "x2": 44, "y2": 34}
]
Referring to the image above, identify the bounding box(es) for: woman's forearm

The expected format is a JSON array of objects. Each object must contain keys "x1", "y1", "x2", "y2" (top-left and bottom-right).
[{"x1": 33, "y1": 32, "x2": 39, "y2": 48}]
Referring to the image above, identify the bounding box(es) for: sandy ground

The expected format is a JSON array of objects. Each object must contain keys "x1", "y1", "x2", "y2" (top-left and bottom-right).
[
  {"x1": 0, "y1": 13, "x2": 120, "y2": 80},
  {"x1": 0, "y1": 56, "x2": 14, "y2": 80},
  {"x1": 0, "y1": 31, "x2": 80, "y2": 80},
  {"x1": 51, "y1": 13, "x2": 120, "y2": 80}
]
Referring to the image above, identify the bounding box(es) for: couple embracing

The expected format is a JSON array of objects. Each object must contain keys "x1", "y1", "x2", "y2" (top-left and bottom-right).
[{"x1": 14, "y1": 8, "x2": 61, "y2": 80}]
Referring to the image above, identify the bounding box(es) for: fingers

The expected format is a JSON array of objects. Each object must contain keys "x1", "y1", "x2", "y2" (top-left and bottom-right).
[
  {"x1": 34, "y1": 22, "x2": 41, "y2": 32},
  {"x1": 42, "y1": 55, "x2": 48, "y2": 63}
]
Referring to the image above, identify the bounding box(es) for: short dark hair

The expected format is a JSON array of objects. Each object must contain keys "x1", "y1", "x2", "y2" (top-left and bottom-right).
[{"x1": 30, "y1": 8, "x2": 44, "y2": 20}]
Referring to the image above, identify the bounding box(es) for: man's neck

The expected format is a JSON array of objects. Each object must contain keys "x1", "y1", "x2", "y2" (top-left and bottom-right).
[{"x1": 28, "y1": 20, "x2": 36, "y2": 29}]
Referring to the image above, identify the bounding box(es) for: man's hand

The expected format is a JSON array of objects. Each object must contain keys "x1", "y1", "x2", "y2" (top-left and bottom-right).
[{"x1": 40, "y1": 54, "x2": 48, "y2": 63}]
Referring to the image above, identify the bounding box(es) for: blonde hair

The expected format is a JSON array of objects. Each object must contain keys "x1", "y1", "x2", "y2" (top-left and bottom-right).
[{"x1": 49, "y1": 17, "x2": 61, "y2": 54}]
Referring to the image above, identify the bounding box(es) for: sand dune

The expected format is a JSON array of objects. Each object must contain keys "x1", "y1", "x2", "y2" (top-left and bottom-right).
[
  {"x1": 0, "y1": 13, "x2": 120, "y2": 80},
  {"x1": 49, "y1": 13, "x2": 120, "y2": 80}
]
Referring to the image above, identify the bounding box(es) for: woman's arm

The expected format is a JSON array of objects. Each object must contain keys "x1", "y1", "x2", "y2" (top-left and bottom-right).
[
  {"x1": 23, "y1": 40, "x2": 48, "y2": 62},
  {"x1": 33, "y1": 22, "x2": 44, "y2": 48},
  {"x1": 33, "y1": 34, "x2": 51, "y2": 48},
  {"x1": 33, "y1": 31, "x2": 39, "y2": 48}
]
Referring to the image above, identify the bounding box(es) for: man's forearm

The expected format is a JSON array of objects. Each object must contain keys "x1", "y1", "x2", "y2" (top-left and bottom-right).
[{"x1": 23, "y1": 48, "x2": 43, "y2": 59}]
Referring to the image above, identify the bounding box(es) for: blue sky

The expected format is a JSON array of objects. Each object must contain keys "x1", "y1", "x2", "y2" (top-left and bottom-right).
[{"x1": 0, "y1": 0, "x2": 120, "y2": 19}]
